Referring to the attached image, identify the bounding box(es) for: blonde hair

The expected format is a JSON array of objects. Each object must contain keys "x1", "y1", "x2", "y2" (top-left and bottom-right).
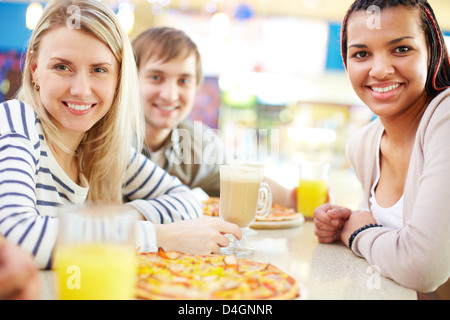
[{"x1": 17, "y1": 0, "x2": 144, "y2": 204}]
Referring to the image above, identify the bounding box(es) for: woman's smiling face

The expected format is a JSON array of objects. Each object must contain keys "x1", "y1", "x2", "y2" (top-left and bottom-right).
[
  {"x1": 31, "y1": 26, "x2": 118, "y2": 140},
  {"x1": 346, "y1": 6, "x2": 430, "y2": 119}
]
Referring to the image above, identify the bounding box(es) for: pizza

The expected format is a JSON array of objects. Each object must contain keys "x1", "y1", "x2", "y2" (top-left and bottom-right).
[
  {"x1": 202, "y1": 196, "x2": 220, "y2": 217},
  {"x1": 136, "y1": 248, "x2": 300, "y2": 300},
  {"x1": 202, "y1": 197, "x2": 301, "y2": 222},
  {"x1": 262, "y1": 203, "x2": 301, "y2": 221}
]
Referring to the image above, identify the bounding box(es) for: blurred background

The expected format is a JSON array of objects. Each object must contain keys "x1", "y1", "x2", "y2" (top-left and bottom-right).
[{"x1": 1, "y1": 0, "x2": 449, "y2": 208}]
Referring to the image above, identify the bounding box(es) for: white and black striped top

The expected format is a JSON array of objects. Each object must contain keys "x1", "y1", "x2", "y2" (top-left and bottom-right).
[{"x1": 0, "y1": 100, "x2": 202, "y2": 269}]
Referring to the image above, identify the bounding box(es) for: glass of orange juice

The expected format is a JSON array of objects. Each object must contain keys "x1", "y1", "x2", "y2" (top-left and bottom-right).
[
  {"x1": 297, "y1": 161, "x2": 330, "y2": 218},
  {"x1": 53, "y1": 205, "x2": 137, "y2": 300}
]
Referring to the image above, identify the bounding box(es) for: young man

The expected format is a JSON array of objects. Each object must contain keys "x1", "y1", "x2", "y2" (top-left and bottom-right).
[
  {"x1": 132, "y1": 27, "x2": 225, "y2": 197},
  {"x1": 132, "y1": 27, "x2": 296, "y2": 207}
]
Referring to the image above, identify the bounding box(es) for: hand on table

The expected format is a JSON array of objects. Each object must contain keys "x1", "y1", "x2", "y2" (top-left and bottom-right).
[
  {"x1": 314, "y1": 204, "x2": 377, "y2": 247},
  {"x1": 155, "y1": 217, "x2": 242, "y2": 255},
  {"x1": 313, "y1": 204, "x2": 352, "y2": 243},
  {"x1": 0, "y1": 239, "x2": 40, "y2": 300}
]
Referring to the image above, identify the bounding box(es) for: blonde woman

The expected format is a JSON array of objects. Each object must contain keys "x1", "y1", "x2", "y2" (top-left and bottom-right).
[{"x1": 0, "y1": 0, "x2": 241, "y2": 269}]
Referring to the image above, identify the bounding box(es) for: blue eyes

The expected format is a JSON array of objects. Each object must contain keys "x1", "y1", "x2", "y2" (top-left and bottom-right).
[{"x1": 53, "y1": 65, "x2": 108, "y2": 74}]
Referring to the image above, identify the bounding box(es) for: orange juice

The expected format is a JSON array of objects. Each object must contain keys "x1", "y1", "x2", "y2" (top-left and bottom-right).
[
  {"x1": 54, "y1": 244, "x2": 136, "y2": 300},
  {"x1": 297, "y1": 178, "x2": 328, "y2": 218}
]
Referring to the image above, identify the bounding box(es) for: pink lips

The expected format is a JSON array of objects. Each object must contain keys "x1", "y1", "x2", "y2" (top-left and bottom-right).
[{"x1": 63, "y1": 102, "x2": 96, "y2": 115}]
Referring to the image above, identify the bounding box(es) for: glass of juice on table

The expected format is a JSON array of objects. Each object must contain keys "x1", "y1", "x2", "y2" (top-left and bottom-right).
[
  {"x1": 54, "y1": 205, "x2": 137, "y2": 300},
  {"x1": 297, "y1": 161, "x2": 329, "y2": 219},
  {"x1": 219, "y1": 164, "x2": 272, "y2": 257}
]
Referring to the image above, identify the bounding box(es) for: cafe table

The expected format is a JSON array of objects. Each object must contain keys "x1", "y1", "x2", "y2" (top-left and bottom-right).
[{"x1": 38, "y1": 220, "x2": 417, "y2": 300}]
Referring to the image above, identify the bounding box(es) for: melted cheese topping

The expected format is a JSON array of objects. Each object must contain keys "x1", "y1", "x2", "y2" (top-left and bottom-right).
[{"x1": 137, "y1": 251, "x2": 298, "y2": 300}]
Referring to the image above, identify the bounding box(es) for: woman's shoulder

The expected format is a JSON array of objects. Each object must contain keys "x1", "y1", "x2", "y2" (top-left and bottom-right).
[
  {"x1": 429, "y1": 87, "x2": 450, "y2": 113},
  {"x1": 419, "y1": 88, "x2": 450, "y2": 132},
  {"x1": 0, "y1": 99, "x2": 40, "y2": 139},
  {"x1": 0, "y1": 99, "x2": 38, "y2": 122},
  {"x1": 0, "y1": 99, "x2": 36, "y2": 112}
]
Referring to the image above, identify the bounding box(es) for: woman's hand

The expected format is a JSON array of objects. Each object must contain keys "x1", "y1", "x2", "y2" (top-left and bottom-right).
[
  {"x1": 313, "y1": 204, "x2": 352, "y2": 243},
  {"x1": 155, "y1": 217, "x2": 242, "y2": 254},
  {"x1": 340, "y1": 210, "x2": 377, "y2": 248}
]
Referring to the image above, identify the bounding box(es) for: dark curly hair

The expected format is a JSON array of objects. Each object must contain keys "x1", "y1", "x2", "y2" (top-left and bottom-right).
[{"x1": 340, "y1": 0, "x2": 450, "y2": 95}]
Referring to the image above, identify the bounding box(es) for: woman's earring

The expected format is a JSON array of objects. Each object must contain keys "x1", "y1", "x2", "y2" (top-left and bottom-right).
[{"x1": 32, "y1": 80, "x2": 40, "y2": 91}]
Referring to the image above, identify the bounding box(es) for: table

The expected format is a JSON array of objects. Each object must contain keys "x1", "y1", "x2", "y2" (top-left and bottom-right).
[
  {"x1": 247, "y1": 221, "x2": 416, "y2": 299},
  {"x1": 38, "y1": 221, "x2": 417, "y2": 300}
]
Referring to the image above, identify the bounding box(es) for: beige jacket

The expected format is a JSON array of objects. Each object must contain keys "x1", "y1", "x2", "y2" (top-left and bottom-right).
[
  {"x1": 142, "y1": 119, "x2": 227, "y2": 197},
  {"x1": 346, "y1": 88, "x2": 450, "y2": 293}
]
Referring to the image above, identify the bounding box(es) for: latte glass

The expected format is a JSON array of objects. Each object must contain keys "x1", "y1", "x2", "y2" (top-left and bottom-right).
[{"x1": 219, "y1": 164, "x2": 272, "y2": 257}]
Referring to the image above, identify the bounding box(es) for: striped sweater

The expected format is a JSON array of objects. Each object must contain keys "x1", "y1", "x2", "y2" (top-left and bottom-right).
[{"x1": 0, "y1": 100, "x2": 202, "y2": 269}]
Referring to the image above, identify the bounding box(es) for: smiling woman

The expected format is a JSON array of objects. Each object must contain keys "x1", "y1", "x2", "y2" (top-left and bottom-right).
[
  {"x1": 30, "y1": 27, "x2": 119, "y2": 139},
  {"x1": 346, "y1": 6, "x2": 431, "y2": 119},
  {"x1": 18, "y1": 0, "x2": 143, "y2": 200},
  {"x1": 313, "y1": 0, "x2": 450, "y2": 296},
  {"x1": 0, "y1": 0, "x2": 243, "y2": 271}
]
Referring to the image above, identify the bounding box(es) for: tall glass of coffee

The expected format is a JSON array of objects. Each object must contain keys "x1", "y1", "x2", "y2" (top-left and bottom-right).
[{"x1": 219, "y1": 164, "x2": 272, "y2": 257}]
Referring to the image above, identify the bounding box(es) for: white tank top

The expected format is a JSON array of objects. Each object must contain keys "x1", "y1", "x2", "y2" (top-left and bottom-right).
[{"x1": 369, "y1": 131, "x2": 404, "y2": 229}]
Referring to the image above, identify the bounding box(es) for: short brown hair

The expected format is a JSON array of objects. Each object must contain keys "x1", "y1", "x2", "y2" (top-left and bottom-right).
[{"x1": 132, "y1": 27, "x2": 203, "y2": 86}]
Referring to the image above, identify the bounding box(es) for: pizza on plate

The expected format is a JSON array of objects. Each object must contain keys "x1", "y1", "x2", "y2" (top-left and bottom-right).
[
  {"x1": 261, "y1": 203, "x2": 301, "y2": 221},
  {"x1": 202, "y1": 197, "x2": 301, "y2": 222},
  {"x1": 136, "y1": 248, "x2": 300, "y2": 300}
]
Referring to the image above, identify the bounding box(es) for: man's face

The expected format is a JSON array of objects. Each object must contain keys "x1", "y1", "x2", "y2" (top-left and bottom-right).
[{"x1": 138, "y1": 53, "x2": 198, "y2": 131}]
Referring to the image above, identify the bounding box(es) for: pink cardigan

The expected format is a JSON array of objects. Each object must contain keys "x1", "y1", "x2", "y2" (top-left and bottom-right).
[{"x1": 346, "y1": 88, "x2": 450, "y2": 292}]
